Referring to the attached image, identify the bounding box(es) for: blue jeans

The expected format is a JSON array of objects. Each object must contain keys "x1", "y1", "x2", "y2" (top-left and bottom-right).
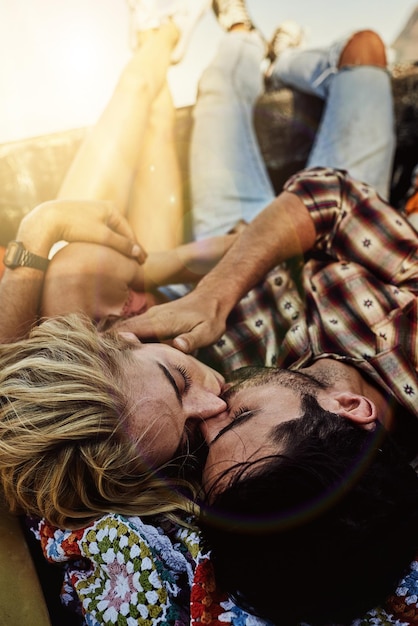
[
  {"x1": 191, "y1": 31, "x2": 274, "y2": 239},
  {"x1": 191, "y1": 31, "x2": 395, "y2": 239}
]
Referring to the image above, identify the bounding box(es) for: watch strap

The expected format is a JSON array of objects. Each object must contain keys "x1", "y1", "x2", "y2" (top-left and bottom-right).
[
  {"x1": 4, "y1": 241, "x2": 50, "y2": 272},
  {"x1": 19, "y1": 247, "x2": 50, "y2": 271}
]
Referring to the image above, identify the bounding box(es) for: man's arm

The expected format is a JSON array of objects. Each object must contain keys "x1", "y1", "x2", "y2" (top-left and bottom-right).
[
  {"x1": 0, "y1": 200, "x2": 143, "y2": 343},
  {"x1": 118, "y1": 191, "x2": 316, "y2": 352}
]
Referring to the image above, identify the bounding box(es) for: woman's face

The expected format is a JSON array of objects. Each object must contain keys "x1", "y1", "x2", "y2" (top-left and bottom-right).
[{"x1": 118, "y1": 333, "x2": 227, "y2": 466}]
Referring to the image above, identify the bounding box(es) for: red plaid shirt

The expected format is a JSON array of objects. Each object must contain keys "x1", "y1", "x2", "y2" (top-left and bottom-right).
[{"x1": 200, "y1": 168, "x2": 418, "y2": 418}]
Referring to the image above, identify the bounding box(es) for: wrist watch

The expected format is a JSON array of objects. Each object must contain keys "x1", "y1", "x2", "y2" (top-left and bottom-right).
[{"x1": 3, "y1": 240, "x2": 50, "y2": 272}]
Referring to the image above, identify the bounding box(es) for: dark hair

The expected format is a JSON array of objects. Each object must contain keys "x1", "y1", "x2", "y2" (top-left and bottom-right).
[{"x1": 199, "y1": 395, "x2": 418, "y2": 625}]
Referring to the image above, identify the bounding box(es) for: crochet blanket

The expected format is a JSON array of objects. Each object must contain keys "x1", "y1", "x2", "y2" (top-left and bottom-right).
[{"x1": 31, "y1": 513, "x2": 418, "y2": 626}]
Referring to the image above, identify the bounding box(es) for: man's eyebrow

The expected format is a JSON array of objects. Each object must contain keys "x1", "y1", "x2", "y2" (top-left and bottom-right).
[
  {"x1": 210, "y1": 410, "x2": 255, "y2": 445},
  {"x1": 158, "y1": 363, "x2": 182, "y2": 406}
]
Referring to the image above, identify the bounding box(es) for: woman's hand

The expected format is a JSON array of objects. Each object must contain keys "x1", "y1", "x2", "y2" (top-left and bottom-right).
[
  {"x1": 17, "y1": 199, "x2": 147, "y2": 262},
  {"x1": 0, "y1": 199, "x2": 146, "y2": 342}
]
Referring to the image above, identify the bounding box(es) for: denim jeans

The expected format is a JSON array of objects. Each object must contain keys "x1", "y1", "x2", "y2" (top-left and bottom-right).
[
  {"x1": 191, "y1": 31, "x2": 395, "y2": 239},
  {"x1": 275, "y1": 37, "x2": 395, "y2": 199},
  {"x1": 191, "y1": 31, "x2": 274, "y2": 239}
]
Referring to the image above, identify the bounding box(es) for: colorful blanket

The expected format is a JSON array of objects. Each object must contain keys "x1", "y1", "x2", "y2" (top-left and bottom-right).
[{"x1": 32, "y1": 514, "x2": 418, "y2": 625}]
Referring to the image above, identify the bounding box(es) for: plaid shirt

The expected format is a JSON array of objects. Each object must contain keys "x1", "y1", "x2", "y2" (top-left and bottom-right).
[{"x1": 200, "y1": 167, "x2": 418, "y2": 419}]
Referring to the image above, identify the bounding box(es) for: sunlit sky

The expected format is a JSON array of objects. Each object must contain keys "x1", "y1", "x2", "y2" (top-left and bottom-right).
[{"x1": 1, "y1": 0, "x2": 417, "y2": 143}]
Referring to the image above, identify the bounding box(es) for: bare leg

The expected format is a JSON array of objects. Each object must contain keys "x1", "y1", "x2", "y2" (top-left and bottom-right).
[
  {"x1": 44, "y1": 22, "x2": 185, "y2": 318},
  {"x1": 57, "y1": 22, "x2": 178, "y2": 240},
  {"x1": 128, "y1": 81, "x2": 184, "y2": 251}
]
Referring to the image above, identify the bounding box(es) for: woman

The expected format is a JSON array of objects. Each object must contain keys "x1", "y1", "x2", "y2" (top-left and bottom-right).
[{"x1": 0, "y1": 0, "x2": 230, "y2": 530}]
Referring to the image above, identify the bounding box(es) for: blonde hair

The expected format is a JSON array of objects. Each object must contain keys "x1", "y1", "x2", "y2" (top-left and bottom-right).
[{"x1": 0, "y1": 314, "x2": 195, "y2": 528}]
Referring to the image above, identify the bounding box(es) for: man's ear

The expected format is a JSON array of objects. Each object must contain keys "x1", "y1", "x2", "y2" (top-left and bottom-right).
[{"x1": 321, "y1": 392, "x2": 378, "y2": 431}]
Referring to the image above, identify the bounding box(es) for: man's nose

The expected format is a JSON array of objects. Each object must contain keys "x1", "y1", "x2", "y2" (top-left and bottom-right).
[{"x1": 199, "y1": 411, "x2": 231, "y2": 444}]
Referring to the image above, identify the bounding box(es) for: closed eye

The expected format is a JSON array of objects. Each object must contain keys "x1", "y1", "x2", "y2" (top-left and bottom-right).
[
  {"x1": 232, "y1": 406, "x2": 252, "y2": 420},
  {"x1": 175, "y1": 364, "x2": 192, "y2": 393},
  {"x1": 210, "y1": 408, "x2": 257, "y2": 445},
  {"x1": 158, "y1": 362, "x2": 193, "y2": 407},
  {"x1": 158, "y1": 363, "x2": 182, "y2": 405}
]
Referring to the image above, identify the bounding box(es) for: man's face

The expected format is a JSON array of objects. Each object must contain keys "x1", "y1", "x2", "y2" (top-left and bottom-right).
[{"x1": 201, "y1": 368, "x2": 327, "y2": 492}]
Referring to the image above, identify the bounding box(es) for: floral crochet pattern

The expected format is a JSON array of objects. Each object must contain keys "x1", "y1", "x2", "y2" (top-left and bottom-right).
[
  {"x1": 38, "y1": 514, "x2": 195, "y2": 625},
  {"x1": 32, "y1": 516, "x2": 418, "y2": 626}
]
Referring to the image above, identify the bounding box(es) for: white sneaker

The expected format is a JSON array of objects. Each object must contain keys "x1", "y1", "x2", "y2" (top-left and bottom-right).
[
  {"x1": 128, "y1": 0, "x2": 210, "y2": 63},
  {"x1": 264, "y1": 20, "x2": 305, "y2": 82},
  {"x1": 212, "y1": 0, "x2": 254, "y2": 31},
  {"x1": 128, "y1": 0, "x2": 170, "y2": 32},
  {"x1": 171, "y1": 0, "x2": 211, "y2": 63},
  {"x1": 268, "y1": 20, "x2": 305, "y2": 60}
]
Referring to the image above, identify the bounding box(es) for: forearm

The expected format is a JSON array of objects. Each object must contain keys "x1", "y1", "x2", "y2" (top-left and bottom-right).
[
  {"x1": 0, "y1": 270, "x2": 44, "y2": 342},
  {"x1": 115, "y1": 192, "x2": 316, "y2": 352},
  {"x1": 0, "y1": 214, "x2": 54, "y2": 342},
  {"x1": 138, "y1": 234, "x2": 237, "y2": 290},
  {"x1": 192, "y1": 191, "x2": 316, "y2": 317},
  {"x1": 0, "y1": 199, "x2": 142, "y2": 342}
]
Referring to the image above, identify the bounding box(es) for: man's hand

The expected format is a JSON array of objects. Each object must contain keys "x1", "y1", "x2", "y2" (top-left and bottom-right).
[
  {"x1": 116, "y1": 288, "x2": 228, "y2": 353},
  {"x1": 117, "y1": 192, "x2": 316, "y2": 353}
]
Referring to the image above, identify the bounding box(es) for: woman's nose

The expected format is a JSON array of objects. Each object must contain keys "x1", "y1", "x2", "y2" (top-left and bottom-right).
[{"x1": 185, "y1": 389, "x2": 227, "y2": 420}]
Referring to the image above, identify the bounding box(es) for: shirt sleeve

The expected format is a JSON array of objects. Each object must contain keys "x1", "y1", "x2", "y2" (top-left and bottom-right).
[{"x1": 283, "y1": 167, "x2": 418, "y2": 288}]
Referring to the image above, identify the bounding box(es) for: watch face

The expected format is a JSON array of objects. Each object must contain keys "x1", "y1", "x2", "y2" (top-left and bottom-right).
[{"x1": 4, "y1": 241, "x2": 23, "y2": 268}]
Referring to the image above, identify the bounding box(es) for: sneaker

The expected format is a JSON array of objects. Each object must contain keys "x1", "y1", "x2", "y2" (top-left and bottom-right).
[
  {"x1": 128, "y1": 0, "x2": 211, "y2": 63},
  {"x1": 171, "y1": 0, "x2": 211, "y2": 63},
  {"x1": 212, "y1": 0, "x2": 254, "y2": 31},
  {"x1": 268, "y1": 19, "x2": 305, "y2": 62},
  {"x1": 127, "y1": 0, "x2": 170, "y2": 33}
]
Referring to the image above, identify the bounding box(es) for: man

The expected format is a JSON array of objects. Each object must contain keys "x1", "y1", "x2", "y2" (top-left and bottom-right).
[
  {"x1": 114, "y1": 2, "x2": 418, "y2": 624},
  {"x1": 119, "y1": 164, "x2": 418, "y2": 623}
]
